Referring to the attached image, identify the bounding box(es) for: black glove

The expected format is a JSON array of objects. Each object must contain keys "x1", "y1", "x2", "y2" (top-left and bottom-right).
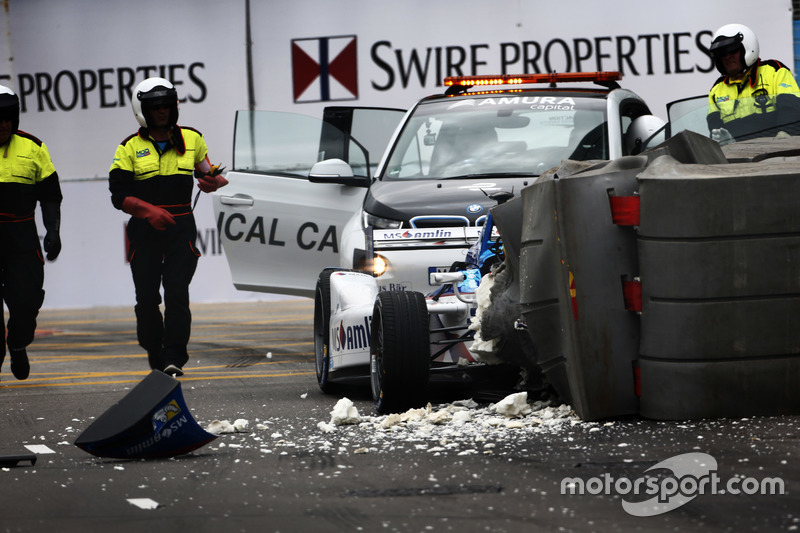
[
  {"x1": 41, "y1": 201, "x2": 61, "y2": 261},
  {"x1": 44, "y1": 231, "x2": 61, "y2": 261}
]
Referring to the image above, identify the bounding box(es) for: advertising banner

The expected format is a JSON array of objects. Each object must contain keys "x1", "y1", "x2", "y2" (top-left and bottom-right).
[{"x1": 0, "y1": 0, "x2": 792, "y2": 308}]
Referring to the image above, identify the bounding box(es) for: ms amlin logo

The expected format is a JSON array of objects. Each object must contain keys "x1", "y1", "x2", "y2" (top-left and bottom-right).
[{"x1": 562, "y1": 452, "x2": 785, "y2": 517}]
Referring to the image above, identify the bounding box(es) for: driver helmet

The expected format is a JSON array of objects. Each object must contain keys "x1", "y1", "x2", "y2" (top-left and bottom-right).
[
  {"x1": 0, "y1": 84, "x2": 20, "y2": 134},
  {"x1": 132, "y1": 77, "x2": 179, "y2": 128},
  {"x1": 709, "y1": 24, "x2": 759, "y2": 75},
  {"x1": 625, "y1": 115, "x2": 666, "y2": 155}
]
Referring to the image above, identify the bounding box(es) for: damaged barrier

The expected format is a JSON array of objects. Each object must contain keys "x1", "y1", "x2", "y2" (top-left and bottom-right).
[
  {"x1": 513, "y1": 131, "x2": 791, "y2": 421},
  {"x1": 518, "y1": 157, "x2": 643, "y2": 421},
  {"x1": 637, "y1": 155, "x2": 800, "y2": 419}
]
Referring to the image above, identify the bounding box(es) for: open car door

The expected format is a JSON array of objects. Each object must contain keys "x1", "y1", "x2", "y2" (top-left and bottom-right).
[{"x1": 213, "y1": 107, "x2": 405, "y2": 298}]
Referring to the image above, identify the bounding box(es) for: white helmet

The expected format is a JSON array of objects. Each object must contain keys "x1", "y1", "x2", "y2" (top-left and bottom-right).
[
  {"x1": 625, "y1": 115, "x2": 666, "y2": 155},
  {"x1": 132, "y1": 77, "x2": 179, "y2": 128},
  {"x1": 0, "y1": 84, "x2": 20, "y2": 133},
  {"x1": 709, "y1": 24, "x2": 759, "y2": 75}
]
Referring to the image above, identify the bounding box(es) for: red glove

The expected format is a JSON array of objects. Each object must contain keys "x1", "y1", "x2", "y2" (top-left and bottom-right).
[
  {"x1": 197, "y1": 173, "x2": 229, "y2": 193},
  {"x1": 122, "y1": 197, "x2": 176, "y2": 231}
]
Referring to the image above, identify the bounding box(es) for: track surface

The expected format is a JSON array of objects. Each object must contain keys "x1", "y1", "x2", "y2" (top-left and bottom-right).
[{"x1": 1, "y1": 301, "x2": 798, "y2": 532}]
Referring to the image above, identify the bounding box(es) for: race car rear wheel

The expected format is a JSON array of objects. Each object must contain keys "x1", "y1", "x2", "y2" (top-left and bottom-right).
[
  {"x1": 370, "y1": 290, "x2": 430, "y2": 414},
  {"x1": 314, "y1": 268, "x2": 348, "y2": 393}
]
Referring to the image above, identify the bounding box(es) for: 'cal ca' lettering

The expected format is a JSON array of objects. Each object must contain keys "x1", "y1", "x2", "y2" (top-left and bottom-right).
[
  {"x1": 243, "y1": 217, "x2": 286, "y2": 245},
  {"x1": 219, "y1": 212, "x2": 245, "y2": 240},
  {"x1": 245, "y1": 217, "x2": 286, "y2": 246},
  {"x1": 297, "y1": 222, "x2": 338, "y2": 252},
  {"x1": 218, "y1": 213, "x2": 286, "y2": 246},
  {"x1": 245, "y1": 217, "x2": 265, "y2": 243}
]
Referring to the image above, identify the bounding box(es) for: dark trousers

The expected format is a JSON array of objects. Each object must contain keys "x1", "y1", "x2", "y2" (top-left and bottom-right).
[
  {"x1": 127, "y1": 216, "x2": 199, "y2": 370},
  {"x1": 0, "y1": 222, "x2": 45, "y2": 362}
]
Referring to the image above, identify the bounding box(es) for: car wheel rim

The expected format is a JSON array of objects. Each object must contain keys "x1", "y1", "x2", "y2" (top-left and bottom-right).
[{"x1": 370, "y1": 312, "x2": 383, "y2": 399}]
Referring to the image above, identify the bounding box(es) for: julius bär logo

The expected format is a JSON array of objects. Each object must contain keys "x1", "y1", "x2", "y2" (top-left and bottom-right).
[{"x1": 291, "y1": 35, "x2": 358, "y2": 103}]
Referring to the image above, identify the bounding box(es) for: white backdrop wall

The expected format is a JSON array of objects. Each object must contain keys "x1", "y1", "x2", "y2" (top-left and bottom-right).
[{"x1": 0, "y1": 0, "x2": 793, "y2": 309}]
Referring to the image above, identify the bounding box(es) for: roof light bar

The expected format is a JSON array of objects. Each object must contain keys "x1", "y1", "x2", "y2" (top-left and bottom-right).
[{"x1": 443, "y1": 71, "x2": 622, "y2": 87}]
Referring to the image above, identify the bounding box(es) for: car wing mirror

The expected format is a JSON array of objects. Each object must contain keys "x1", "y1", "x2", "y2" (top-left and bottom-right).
[{"x1": 308, "y1": 158, "x2": 369, "y2": 187}]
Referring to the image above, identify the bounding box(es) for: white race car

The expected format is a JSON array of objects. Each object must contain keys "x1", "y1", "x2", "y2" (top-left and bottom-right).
[
  {"x1": 214, "y1": 72, "x2": 661, "y2": 412},
  {"x1": 315, "y1": 219, "x2": 508, "y2": 413}
]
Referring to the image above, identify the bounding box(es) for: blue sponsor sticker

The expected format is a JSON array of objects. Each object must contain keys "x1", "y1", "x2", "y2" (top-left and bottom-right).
[{"x1": 136, "y1": 148, "x2": 151, "y2": 158}]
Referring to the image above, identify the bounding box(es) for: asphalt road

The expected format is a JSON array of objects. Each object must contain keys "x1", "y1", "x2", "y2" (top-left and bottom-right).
[{"x1": 1, "y1": 300, "x2": 798, "y2": 533}]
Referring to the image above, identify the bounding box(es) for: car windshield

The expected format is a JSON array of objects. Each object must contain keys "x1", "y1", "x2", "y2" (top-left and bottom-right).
[
  {"x1": 642, "y1": 91, "x2": 800, "y2": 150},
  {"x1": 380, "y1": 95, "x2": 608, "y2": 180}
]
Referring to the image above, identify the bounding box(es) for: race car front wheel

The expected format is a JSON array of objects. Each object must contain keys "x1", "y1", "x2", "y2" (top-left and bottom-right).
[
  {"x1": 314, "y1": 268, "x2": 348, "y2": 393},
  {"x1": 370, "y1": 290, "x2": 430, "y2": 414}
]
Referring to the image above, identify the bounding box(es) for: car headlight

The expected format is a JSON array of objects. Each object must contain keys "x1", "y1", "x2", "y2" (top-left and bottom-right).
[
  {"x1": 362, "y1": 211, "x2": 402, "y2": 229},
  {"x1": 373, "y1": 254, "x2": 388, "y2": 277}
]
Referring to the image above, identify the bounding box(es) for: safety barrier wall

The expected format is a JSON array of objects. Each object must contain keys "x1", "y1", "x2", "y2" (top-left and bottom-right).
[
  {"x1": 518, "y1": 158, "x2": 643, "y2": 421},
  {"x1": 637, "y1": 156, "x2": 800, "y2": 419},
  {"x1": 514, "y1": 132, "x2": 800, "y2": 421}
]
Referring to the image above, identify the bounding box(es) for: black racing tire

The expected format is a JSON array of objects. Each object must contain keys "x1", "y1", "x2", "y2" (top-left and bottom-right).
[
  {"x1": 370, "y1": 290, "x2": 430, "y2": 414},
  {"x1": 314, "y1": 268, "x2": 350, "y2": 393}
]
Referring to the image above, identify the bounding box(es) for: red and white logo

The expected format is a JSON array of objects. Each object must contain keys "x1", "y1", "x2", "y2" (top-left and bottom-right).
[{"x1": 291, "y1": 35, "x2": 358, "y2": 103}]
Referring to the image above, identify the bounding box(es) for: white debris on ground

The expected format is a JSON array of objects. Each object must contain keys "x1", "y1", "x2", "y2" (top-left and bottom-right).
[
  {"x1": 492, "y1": 391, "x2": 532, "y2": 417},
  {"x1": 203, "y1": 391, "x2": 580, "y2": 458},
  {"x1": 205, "y1": 418, "x2": 250, "y2": 435},
  {"x1": 329, "y1": 397, "x2": 362, "y2": 426},
  {"x1": 127, "y1": 497, "x2": 160, "y2": 510}
]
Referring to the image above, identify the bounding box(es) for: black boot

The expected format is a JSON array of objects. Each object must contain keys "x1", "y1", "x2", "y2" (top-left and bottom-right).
[
  {"x1": 9, "y1": 347, "x2": 29, "y2": 380},
  {"x1": 160, "y1": 345, "x2": 188, "y2": 377}
]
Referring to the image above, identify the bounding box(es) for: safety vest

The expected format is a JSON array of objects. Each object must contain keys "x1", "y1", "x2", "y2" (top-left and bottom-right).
[
  {"x1": 109, "y1": 126, "x2": 208, "y2": 214},
  {"x1": 708, "y1": 59, "x2": 800, "y2": 123},
  {"x1": 0, "y1": 131, "x2": 59, "y2": 222}
]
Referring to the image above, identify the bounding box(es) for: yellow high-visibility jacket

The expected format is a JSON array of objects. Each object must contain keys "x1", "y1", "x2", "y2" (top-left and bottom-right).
[
  {"x1": 707, "y1": 59, "x2": 800, "y2": 139},
  {"x1": 109, "y1": 125, "x2": 208, "y2": 216}
]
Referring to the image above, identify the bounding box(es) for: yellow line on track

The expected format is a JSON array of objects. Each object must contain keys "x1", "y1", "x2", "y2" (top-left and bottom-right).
[
  {"x1": 0, "y1": 371, "x2": 316, "y2": 389},
  {"x1": 27, "y1": 351, "x2": 313, "y2": 364},
  {"x1": 28, "y1": 343, "x2": 312, "y2": 354},
  {"x1": 9, "y1": 358, "x2": 313, "y2": 373}
]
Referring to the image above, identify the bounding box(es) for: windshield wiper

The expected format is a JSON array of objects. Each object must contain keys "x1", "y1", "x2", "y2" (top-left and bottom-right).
[{"x1": 441, "y1": 172, "x2": 538, "y2": 179}]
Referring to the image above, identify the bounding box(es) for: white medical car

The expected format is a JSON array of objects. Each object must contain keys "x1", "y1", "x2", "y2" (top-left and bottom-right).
[{"x1": 214, "y1": 72, "x2": 660, "y2": 412}]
